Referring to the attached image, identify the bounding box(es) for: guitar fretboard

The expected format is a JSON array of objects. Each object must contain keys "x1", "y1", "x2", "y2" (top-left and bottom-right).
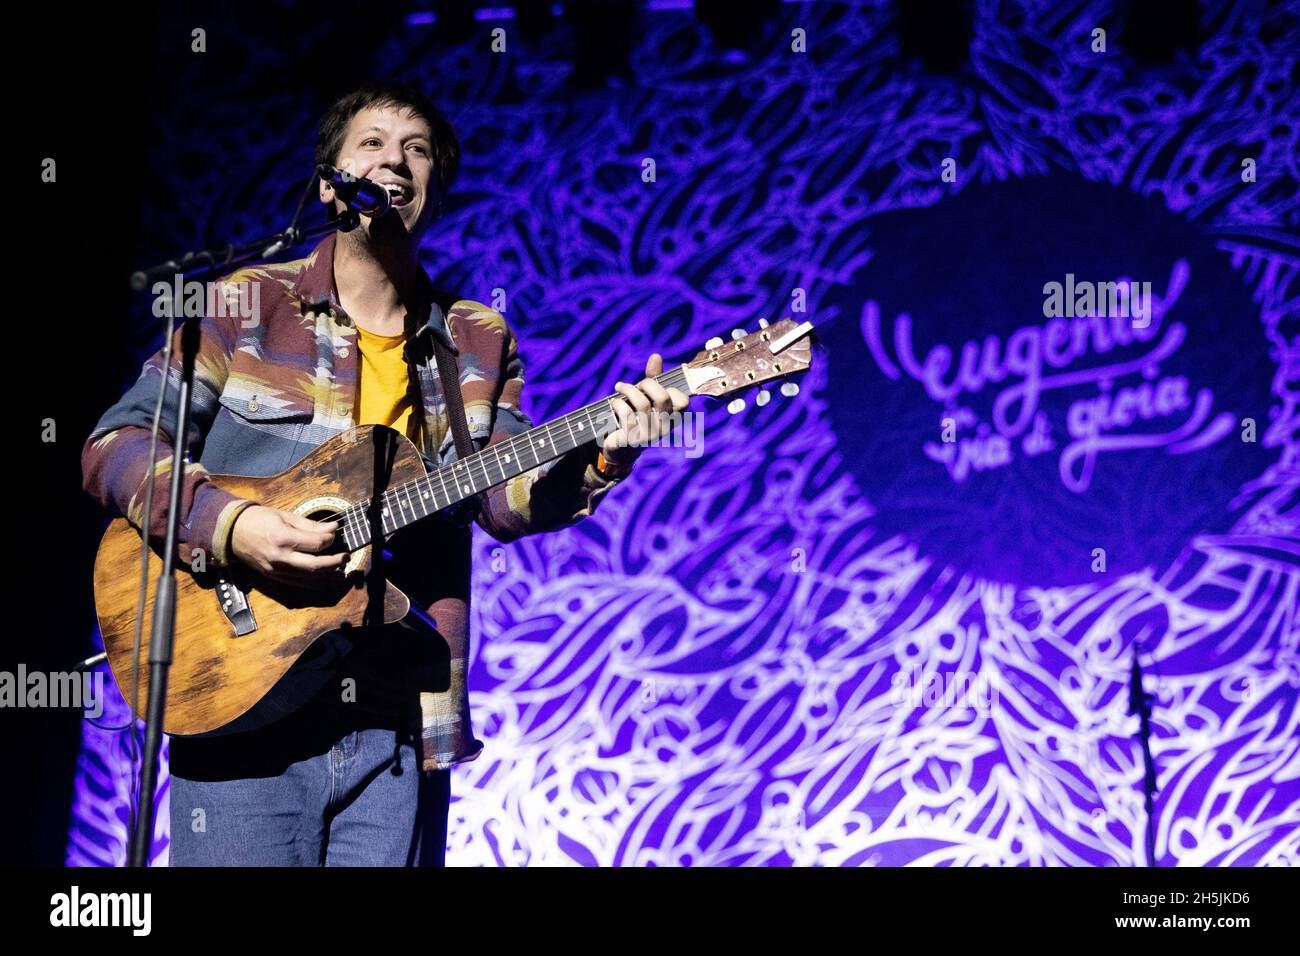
[{"x1": 336, "y1": 366, "x2": 690, "y2": 549}]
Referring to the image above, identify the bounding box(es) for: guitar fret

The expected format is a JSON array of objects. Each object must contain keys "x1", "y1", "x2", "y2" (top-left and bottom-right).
[
  {"x1": 562, "y1": 413, "x2": 578, "y2": 454},
  {"x1": 436, "y1": 462, "x2": 452, "y2": 506},
  {"x1": 350, "y1": 367, "x2": 695, "y2": 542},
  {"x1": 473, "y1": 441, "x2": 491, "y2": 493}
]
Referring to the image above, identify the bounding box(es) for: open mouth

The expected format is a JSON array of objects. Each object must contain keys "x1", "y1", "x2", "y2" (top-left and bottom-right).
[{"x1": 378, "y1": 182, "x2": 413, "y2": 207}]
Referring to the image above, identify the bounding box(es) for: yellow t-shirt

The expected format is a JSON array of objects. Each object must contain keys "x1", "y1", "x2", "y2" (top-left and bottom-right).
[{"x1": 353, "y1": 323, "x2": 416, "y2": 440}]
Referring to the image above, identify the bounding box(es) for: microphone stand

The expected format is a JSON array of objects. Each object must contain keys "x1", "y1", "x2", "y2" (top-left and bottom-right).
[
  {"x1": 1128, "y1": 643, "x2": 1158, "y2": 867},
  {"x1": 126, "y1": 174, "x2": 358, "y2": 868},
  {"x1": 128, "y1": 210, "x2": 355, "y2": 290}
]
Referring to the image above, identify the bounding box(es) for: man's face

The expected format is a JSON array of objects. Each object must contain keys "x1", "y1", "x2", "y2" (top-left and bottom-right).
[{"x1": 320, "y1": 103, "x2": 441, "y2": 242}]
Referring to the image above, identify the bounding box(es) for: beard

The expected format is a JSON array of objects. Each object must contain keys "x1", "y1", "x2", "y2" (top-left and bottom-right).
[
  {"x1": 334, "y1": 201, "x2": 431, "y2": 313},
  {"x1": 337, "y1": 201, "x2": 422, "y2": 266}
]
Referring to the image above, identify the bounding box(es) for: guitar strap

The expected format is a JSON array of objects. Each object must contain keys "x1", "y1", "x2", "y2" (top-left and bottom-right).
[
  {"x1": 403, "y1": 293, "x2": 480, "y2": 526},
  {"x1": 431, "y1": 334, "x2": 475, "y2": 463}
]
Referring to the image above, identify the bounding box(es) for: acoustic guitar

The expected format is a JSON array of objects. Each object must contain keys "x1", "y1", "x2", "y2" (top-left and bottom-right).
[{"x1": 93, "y1": 319, "x2": 815, "y2": 735}]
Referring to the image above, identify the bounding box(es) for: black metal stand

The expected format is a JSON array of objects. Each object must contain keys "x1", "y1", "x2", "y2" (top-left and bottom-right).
[
  {"x1": 1129, "y1": 645, "x2": 1158, "y2": 867},
  {"x1": 129, "y1": 212, "x2": 355, "y2": 292},
  {"x1": 126, "y1": 178, "x2": 358, "y2": 868}
]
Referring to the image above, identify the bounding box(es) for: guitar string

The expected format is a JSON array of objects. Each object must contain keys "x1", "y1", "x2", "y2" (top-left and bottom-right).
[
  {"x1": 359, "y1": 366, "x2": 690, "y2": 542},
  {"x1": 337, "y1": 366, "x2": 693, "y2": 549}
]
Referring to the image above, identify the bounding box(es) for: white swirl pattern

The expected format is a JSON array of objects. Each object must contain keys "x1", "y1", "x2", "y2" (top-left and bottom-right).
[{"x1": 70, "y1": 0, "x2": 1298, "y2": 866}]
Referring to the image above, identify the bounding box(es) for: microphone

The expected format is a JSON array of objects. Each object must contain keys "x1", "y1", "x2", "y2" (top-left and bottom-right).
[{"x1": 317, "y1": 163, "x2": 392, "y2": 217}]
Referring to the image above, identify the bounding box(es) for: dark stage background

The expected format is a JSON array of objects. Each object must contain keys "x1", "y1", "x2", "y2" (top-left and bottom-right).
[{"x1": 11, "y1": 0, "x2": 1298, "y2": 866}]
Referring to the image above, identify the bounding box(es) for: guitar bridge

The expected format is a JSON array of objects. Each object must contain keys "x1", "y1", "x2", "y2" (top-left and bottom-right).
[{"x1": 216, "y1": 575, "x2": 257, "y2": 635}]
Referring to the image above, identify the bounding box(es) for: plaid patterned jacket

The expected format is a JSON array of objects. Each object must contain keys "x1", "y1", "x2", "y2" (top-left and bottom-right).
[{"x1": 82, "y1": 231, "x2": 624, "y2": 770}]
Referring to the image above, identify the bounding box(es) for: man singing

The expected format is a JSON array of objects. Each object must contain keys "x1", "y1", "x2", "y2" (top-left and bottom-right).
[{"x1": 82, "y1": 81, "x2": 687, "y2": 866}]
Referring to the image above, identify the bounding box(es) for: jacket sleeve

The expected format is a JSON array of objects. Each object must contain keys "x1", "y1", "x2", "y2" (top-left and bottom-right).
[
  {"x1": 473, "y1": 320, "x2": 625, "y2": 544},
  {"x1": 81, "y1": 296, "x2": 258, "y2": 568}
]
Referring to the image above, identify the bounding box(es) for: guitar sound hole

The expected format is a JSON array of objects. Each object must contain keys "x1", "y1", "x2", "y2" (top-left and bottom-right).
[{"x1": 303, "y1": 508, "x2": 349, "y2": 554}]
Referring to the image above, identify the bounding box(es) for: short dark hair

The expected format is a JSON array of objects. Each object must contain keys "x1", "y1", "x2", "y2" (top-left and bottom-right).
[{"x1": 315, "y1": 81, "x2": 461, "y2": 192}]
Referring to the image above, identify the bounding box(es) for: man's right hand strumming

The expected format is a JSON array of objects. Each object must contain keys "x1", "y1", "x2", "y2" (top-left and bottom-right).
[{"x1": 229, "y1": 505, "x2": 349, "y2": 589}]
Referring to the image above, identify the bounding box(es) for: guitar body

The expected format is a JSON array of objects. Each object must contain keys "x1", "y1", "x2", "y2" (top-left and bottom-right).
[{"x1": 93, "y1": 425, "x2": 420, "y2": 737}]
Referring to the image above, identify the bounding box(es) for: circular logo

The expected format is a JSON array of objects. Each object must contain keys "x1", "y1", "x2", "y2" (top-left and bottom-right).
[{"x1": 823, "y1": 176, "x2": 1278, "y2": 587}]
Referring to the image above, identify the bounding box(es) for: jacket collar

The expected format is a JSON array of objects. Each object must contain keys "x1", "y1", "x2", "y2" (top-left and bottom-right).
[{"x1": 291, "y1": 231, "x2": 456, "y2": 354}]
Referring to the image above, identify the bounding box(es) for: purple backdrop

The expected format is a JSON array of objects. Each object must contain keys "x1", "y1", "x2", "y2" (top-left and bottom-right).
[{"x1": 71, "y1": 0, "x2": 1298, "y2": 866}]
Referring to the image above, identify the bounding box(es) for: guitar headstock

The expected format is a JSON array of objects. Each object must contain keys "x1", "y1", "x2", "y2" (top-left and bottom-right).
[{"x1": 682, "y1": 318, "x2": 815, "y2": 412}]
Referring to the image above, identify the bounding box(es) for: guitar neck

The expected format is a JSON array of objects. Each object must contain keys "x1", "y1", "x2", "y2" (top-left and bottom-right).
[{"x1": 338, "y1": 365, "x2": 691, "y2": 549}]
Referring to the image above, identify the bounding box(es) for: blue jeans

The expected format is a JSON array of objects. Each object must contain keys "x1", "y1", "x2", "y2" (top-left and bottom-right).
[{"x1": 167, "y1": 632, "x2": 450, "y2": 866}]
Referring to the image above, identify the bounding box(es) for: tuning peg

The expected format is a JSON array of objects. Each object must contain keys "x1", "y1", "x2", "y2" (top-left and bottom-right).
[
  {"x1": 758, "y1": 318, "x2": 769, "y2": 329},
  {"x1": 755, "y1": 388, "x2": 771, "y2": 406},
  {"x1": 780, "y1": 382, "x2": 799, "y2": 397},
  {"x1": 731, "y1": 328, "x2": 746, "y2": 340},
  {"x1": 705, "y1": 336, "x2": 723, "y2": 349},
  {"x1": 727, "y1": 398, "x2": 746, "y2": 415}
]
